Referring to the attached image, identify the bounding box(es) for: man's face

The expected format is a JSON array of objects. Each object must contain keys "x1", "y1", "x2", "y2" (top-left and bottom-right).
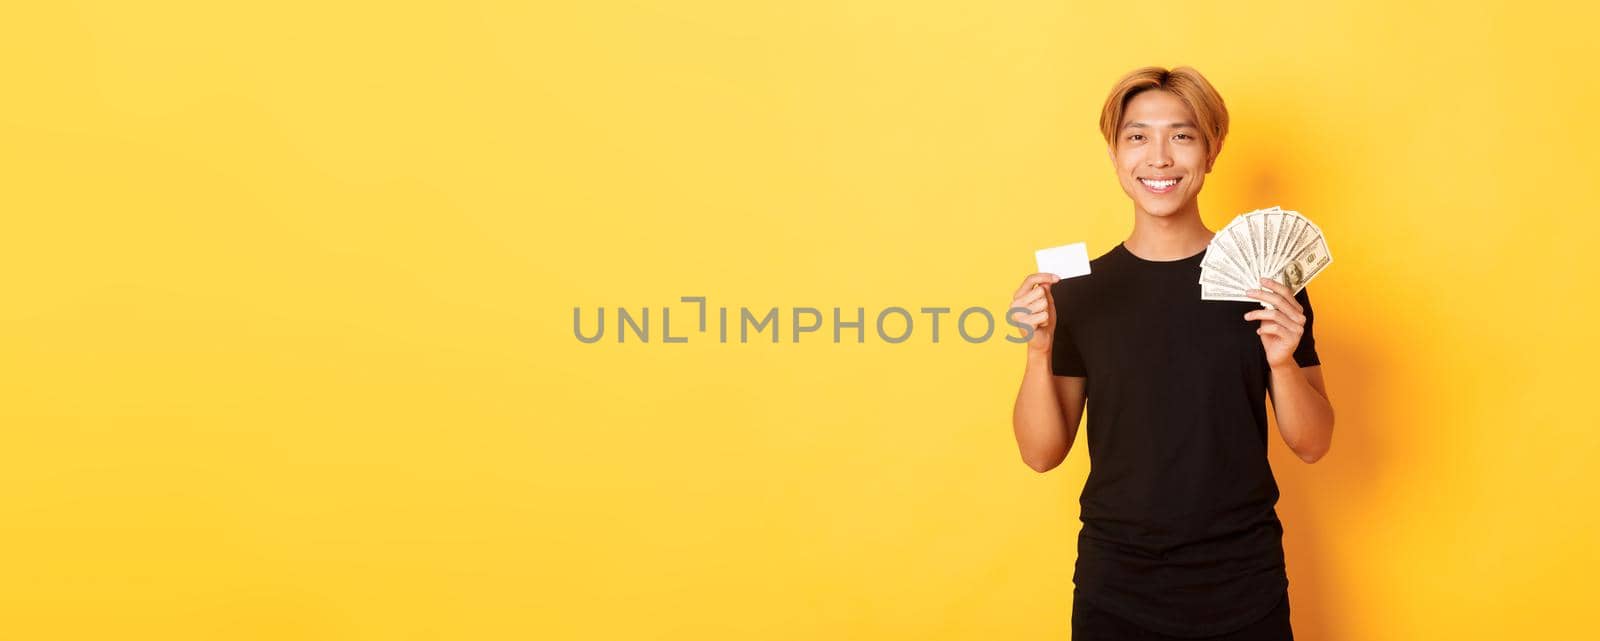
[{"x1": 1109, "y1": 89, "x2": 1212, "y2": 217}]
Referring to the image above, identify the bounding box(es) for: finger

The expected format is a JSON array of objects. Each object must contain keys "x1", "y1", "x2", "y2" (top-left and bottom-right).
[
  {"x1": 1244, "y1": 286, "x2": 1289, "y2": 310},
  {"x1": 1014, "y1": 273, "x2": 1062, "y2": 299},
  {"x1": 1008, "y1": 292, "x2": 1044, "y2": 317},
  {"x1": 1015, "y1": 314, "x2": 1048, "y2": 338},
  {"x1": 1016, "y1": 286, "x2": 1046, "y2": 307},
  {"x1": 1245, "y1": 291, "x2": 1305, "y2": 325},
  {"x1": 1243, "y1": 308, "x2": 1304, "y2": 329},
  {"x1": 1257, "y1": 320, "x2": 1303, "y2": 341},
  {"x1": 1044, "y1": 285, "x2": 1056, "y2": 318},
  {"x1": 1254, "y1": 277, "x2": 1303, "y2": 315}
]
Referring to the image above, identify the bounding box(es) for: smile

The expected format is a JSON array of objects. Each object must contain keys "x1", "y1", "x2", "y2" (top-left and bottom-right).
[{"x1": 1138, "y1": 177, "x2": 1181, "y2": 194}]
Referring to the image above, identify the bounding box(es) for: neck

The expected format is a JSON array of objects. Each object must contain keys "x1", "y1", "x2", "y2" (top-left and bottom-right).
[{"x1": 1124, "y1": 200, "x2": 1213, "y2": 260}]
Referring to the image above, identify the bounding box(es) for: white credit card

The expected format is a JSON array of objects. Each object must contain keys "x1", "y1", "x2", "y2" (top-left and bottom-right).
[{"x1": 1034, "y1": 242, "x2": 1091, "y2": 279}]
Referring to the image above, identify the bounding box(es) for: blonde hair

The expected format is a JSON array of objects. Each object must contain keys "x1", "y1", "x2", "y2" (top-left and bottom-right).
[{"x1": 1099, "y1": 66, "x2": 1229, "y2": 163}]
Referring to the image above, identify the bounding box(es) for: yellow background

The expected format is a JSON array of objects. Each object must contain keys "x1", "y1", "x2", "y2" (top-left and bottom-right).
[{"x1": 3, "y1": 1, "x2": 1597, "y2": 639}]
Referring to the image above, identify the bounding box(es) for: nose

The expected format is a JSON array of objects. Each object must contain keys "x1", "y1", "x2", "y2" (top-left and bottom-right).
[{"x1": 1147, "y1": 138, "x2": 1173, "y2": 169}]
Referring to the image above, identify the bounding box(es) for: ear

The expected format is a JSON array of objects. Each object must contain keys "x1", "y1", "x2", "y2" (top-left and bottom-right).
[{"x1": 1106, "y1": 145, "x2": 1115, "y2": 163}]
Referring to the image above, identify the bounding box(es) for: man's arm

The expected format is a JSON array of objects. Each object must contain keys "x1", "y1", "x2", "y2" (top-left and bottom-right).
[
  {"x1": 1012, "y1": 355, "x2": 1086, "y2": 472},
  {"x1": 1008, "y1": 274, "x2": 1086, "y2": 473},
  {"x1": 1268, "y1": 365, "x2": 1333, "y2": 463}
]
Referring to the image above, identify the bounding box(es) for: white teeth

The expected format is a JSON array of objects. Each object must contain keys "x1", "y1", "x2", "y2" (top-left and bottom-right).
[{"x1": 1140, "y1": 178, "x2": 1177, "y2": 189}]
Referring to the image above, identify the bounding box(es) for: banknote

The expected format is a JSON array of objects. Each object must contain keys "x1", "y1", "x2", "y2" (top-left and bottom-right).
[
  {"x1": 1198, "y1": 207, "x2": 1332, "y2": 308},
  {"x1": 1202, "y1": 235, "x2": 1255, "y2": 290}
]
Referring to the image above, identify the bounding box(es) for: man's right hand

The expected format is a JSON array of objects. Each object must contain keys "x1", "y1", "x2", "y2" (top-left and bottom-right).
[{"x1": 1009, "y1": 272, "x2": 1061, "y2": 354}]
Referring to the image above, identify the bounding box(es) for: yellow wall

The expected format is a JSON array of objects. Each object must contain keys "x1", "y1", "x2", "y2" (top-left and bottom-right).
[{"x1": 3, "y1": 1, "x2": 1597, "y2": 639}]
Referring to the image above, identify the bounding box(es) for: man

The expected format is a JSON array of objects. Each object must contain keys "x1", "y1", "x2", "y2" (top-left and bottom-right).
[{"x1": 1007, "y1": 66, "x2": 1335, "y2": 640}]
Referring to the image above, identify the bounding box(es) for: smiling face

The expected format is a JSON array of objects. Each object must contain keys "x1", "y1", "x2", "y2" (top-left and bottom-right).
[{"x1": 1109, "y1": 89, "x2": 1214, "y2": 218}]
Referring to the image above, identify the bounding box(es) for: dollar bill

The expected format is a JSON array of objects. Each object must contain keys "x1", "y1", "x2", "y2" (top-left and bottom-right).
[
  {"x1": 1201, "y1": 235, "x2": 1255, "y2": 290},
  {"x1": 1223, "y1": 216, "x2": 1259, "y2": 278},
  {"x1": 1199, "y1": 207, "x2": 1330, "y2": 307},
  {"x1": 1278, "y1": 234, "x2": 1332, "y2": 294},
  {"x1": 1202, "y1": 282, "x2": 1261, "y2": 304},
  {"x1": 1266, "y1": 213, "x2": 1302, "y2": 278},
  {"x1": 1250, "y1": 212, "x2": 1267, "y2": 278}
]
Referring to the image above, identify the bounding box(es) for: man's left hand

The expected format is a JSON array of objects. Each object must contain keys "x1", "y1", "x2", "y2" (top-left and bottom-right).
[{"x1": 1244, "y1": 277, "x2": 1305, "y2": 369}]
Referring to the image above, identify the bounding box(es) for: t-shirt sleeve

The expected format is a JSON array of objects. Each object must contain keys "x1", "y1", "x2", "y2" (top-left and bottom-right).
[
  {"x1": 1049, "y1": 281, "x2": 1088, "y2": 377},
  {"x1": 1292, "y1": 286, "x2": 1321, "y2": 367}
]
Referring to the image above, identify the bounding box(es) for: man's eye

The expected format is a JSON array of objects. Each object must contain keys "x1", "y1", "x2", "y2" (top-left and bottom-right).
[
  {"x1": 1175, "y1": 133, "x2": 1192, "y2": 140},
  {"x1": 1127, "y1": 134, "x2": 1144, "y2": 141}
]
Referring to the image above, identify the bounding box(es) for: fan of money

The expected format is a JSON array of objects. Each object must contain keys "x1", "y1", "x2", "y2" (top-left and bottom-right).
[{"x1": 1199, "y1": 206, "x2": 1331, "y2": 310}]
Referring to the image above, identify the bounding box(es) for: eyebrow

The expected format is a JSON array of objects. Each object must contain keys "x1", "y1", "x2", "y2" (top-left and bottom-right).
[{"x1": 1122, "y1": 121, "x2": 1197, "y2": 130}]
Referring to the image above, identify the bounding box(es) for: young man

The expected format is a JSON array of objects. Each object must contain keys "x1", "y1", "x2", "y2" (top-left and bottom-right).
[{"x1": 1008, "y1": 66, "x2": 1335, "y2": 640}]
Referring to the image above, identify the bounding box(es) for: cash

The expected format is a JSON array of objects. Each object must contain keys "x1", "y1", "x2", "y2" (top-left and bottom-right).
[{"x1": 1199, "y1": 206, "x2": 1331, "y2": 310}]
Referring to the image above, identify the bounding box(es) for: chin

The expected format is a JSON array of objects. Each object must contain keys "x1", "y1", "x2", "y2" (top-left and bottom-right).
[{"x1": 1140, "y1": 200, "x2": 1182, "y2": 216}]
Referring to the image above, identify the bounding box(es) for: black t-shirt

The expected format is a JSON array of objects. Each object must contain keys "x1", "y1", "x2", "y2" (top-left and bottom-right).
[{"x1": 1049, "y1": 241, "x2": 1320, "y2": 638}]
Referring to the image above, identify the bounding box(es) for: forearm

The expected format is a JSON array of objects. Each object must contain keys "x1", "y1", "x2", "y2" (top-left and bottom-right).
[
  {"x1": 1013, "y1": 351, "x2": 1071, "y2": 471},
  {"x1": 1269, "y1": 364, "x2": 1334, "y2": 463}
]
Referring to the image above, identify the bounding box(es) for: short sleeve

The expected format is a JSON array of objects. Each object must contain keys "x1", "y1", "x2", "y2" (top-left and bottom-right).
[
  {"x1": 1050, "y1": 281, "x2": 1087, "y2": 377},
  {"x1": 1292, "y1": 286, "x2": 1321, "y2": 367}
]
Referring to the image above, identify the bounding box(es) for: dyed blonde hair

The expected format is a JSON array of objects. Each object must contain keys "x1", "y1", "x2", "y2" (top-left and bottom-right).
[{"x1": 1099, "y1": 66, "x2": 1229, "y2": 164}]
